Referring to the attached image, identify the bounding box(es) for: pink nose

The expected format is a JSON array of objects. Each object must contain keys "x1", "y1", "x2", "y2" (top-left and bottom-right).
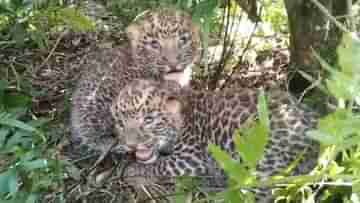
[{"x1": 168, "y1": 64, "x2": 184, "y2": 73}]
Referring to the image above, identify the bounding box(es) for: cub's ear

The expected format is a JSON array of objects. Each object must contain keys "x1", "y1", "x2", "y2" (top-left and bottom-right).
[
  {"x1": 164, "y1": 96, "x2": 182, "y2": 114},
  {"x1": 191, "y1": 24, "x2": 200, "y2": 40}
]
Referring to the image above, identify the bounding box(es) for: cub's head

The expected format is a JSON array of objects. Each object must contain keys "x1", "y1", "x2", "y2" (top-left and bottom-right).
[
  {"x1": 111, "y1": 79, "x2": 184, "y2": 164},
  {"x1": 127, "y1": 7, "x2": 201, "y2": 86}
]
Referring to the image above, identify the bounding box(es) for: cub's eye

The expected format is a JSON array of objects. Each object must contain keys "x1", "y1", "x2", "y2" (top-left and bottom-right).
[
  {"x1": 179, "y1": 35, "x2": 189, "y2": 45},
  {"x1": 144, "y1": 116, "x2": 154, "y2": 124},
  {"x1": 150, "y1": 39, "x2": 160, "y2": 49}
]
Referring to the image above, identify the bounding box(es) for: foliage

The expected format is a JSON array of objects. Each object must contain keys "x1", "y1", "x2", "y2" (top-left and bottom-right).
[
  {"x1": 205, "y1": 32, "x2": 360, "y2": 202},
  {"x1": 261, "y1": 0, "x2": 288, "y2": 33},
  {"x1": 0, "y1": 0, "x2": 95, "y2": 49},
  {"x1": 108, "y1": 0, "x2": 220, "y2": 24},
  {"x1": 107, "y1": 0, "x2": 162, "y2": 22},
  {"x1": 0, "y1": 80, "x2": 65, "y2": 203},
  {"x1": 308, "y1": 33, "x2": 360, "y2": 202},
  {"x1": 175, "y1": 176, "x2": 201, "y2": 203}
]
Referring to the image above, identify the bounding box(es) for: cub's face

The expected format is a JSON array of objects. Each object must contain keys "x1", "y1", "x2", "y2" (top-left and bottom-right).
[
  {"x1": 127, "y1": 7, "x2": 201, "y2": 86},
  {"x1": 111, "y1": 80, "x2": 184, "y2": 164}
]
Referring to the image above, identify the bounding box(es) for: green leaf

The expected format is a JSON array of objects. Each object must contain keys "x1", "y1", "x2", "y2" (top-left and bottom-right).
[
  {"x1": 175, "y1": 176, "x2": 199, "y2": 203},
  {"x1": 8, "y1": 169, "x2": 18, "y2": 196},
  {"x1": 9, "y1": 0, "x2": 25, "y2": 10},
  {"x1": 27, "y1": 117, "x2": 51, "y2": 128},
  {"x1": 208, "y1": 144, "x2": 248, "y2": 183},
  {"x1": 353, "y1": 182, "x2": 360, "y2": 199},
  {"x1": 7, "y1": 108, "x2": 27, "y2": 119},
  {"x1": 29, "y1": 29, "x2": 48, "y2": 50},
  {"x1": 0, "y1": 171, "x2": 11, "y2": 195},
  {"x1": 314, "y1": 46, "x2": 360, "y2": 101},
  {"x1": 5, "y1": 130, "x2": 32, "y2": 148},
  {"x1": 0, "y1": 127, "x2": 10, "y2": 148},
  {"x1": 224, "y1": 189, "x2": 242, "y2": 203},
  {"x1": 0, "y1": 3, "x2": 14, "y2": 15},
  {"x1": 10, "y1": 22, "x2": 28, "y2": 46},
  {"x1": 257, "y1": 90, "x2": 270, "y2": 129},
  {"x1": 203, "y1": 190, "x2": 227, "y2": 202},
  {"x1": 3, "y1": 92, "x2": 32, "y2": 109},
  {"x1": 0, "y1": 79, "x2": 8, "y2": 104},
  {"x1": 307, "y1": 130, "x2": 341, "y2": 145},
  {"x1": 327, "y1": 72, "x2": 360, "y2": 102},
  {"x1": 0, "y1": 79, "x2": 6, "y2": 88},
  {"x1": 328, "y1": 162, "x2": 345, "y2": 177},
  {"x1": 342, "y1": 134, "x2": 360, "y2": 151},
  {"x1": 58, "y1": 7, "x2": 96, "y2": 32},
  {"x1": 25, "y1": 194, "x2": 38, "y2": 203},
  {"x1": 319, "y1": 109, "x2": 360, "y2": 140},
  {"x1": 192, "y1": 0, "x2": 218, "y2": 21},
  {"x1": 310, "y1": 107, "x2": 360, "y2": 154},
  {"x1": 337, "y1": 33, "x2": 360, "y2": 75},
  {"x1": 175, "y1": 191, "x2": 187, "y2": 203},
  {"x1": 22, "y1": 159, "x2": 48, "y2": 171},
  {"x1": 325, "y1": 77, "x2": 351, "y2": 102},
  {"x1": 0, "y1": 112, "x2": 37, "y2": 133},
  {"x1": 234, "y1": 90, "x2": 269, "y2": 168}
]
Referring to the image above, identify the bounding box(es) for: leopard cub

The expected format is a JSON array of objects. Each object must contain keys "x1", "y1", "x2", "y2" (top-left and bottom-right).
[
  {"x1": 111, "y1": 79, "x2": 320, "y2": 202},
  {"x1": 70, "y1": 7, "x2": 201, "y2": 156}
]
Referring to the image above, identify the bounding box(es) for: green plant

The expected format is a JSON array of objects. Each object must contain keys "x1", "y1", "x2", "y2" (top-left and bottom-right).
[
  {"x1": 0, "y1": 0, "x2": 37, "y2": 46},
  {"x1": 0, "y1": 79, "x2": 66, "y2": 203},
  {"x1": 261, "y1": 0, "x2": 288, "y2": 33},
  {"x1": 203, "y1": 33, "x2": 360, "y2": 203},
  {"x1": 0, "y1": 0, "x2": 95, "y2": 49},
  {"x1": 307, "y1": 33, "x2": 360, "y2": 202}
]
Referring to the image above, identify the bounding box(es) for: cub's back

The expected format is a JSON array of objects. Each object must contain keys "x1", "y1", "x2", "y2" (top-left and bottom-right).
[{"x1": 189, "y1": 88, "x2": 320, "y2": 181}]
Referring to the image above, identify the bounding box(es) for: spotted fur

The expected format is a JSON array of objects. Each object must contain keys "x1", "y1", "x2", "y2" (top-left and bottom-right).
[
  {"x1": 111, "y1": 79, "x2": 320, "y2": 202},
  {"x1": 70, "y1": 7, "x2": 201, "y2": 155}
]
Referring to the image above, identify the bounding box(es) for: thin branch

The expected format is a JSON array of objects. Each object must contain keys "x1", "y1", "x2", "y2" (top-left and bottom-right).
[
  {"x1": 309, "y1": 0, "x2": 350, "y2": 33},
  {"x1": 37, "y1": 30, "x2": 67, "y2": 71}
]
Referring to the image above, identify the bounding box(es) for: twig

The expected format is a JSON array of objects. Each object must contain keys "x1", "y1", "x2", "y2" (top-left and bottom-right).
[
  {"x1": 296, "y1": 70, "x2": 322, "y2": 104},
  {"x1": 309, "y1": 0, "x2": 350, "y2": 33},
  {"x1": 234, "y1": 173, "x2": 354, "y2": 191},
  {"x1": 37, "y1": 30, "x2": 67, "y2": 71},
  {"x1": 219, "y1": 19, "x2": 259, "y2": 90},
  {"x1": 208, "y1": 0, "x2": 233, "y2": 88},
  {"x1": 88, "y1": 139, "x2": 118, "y2": 172},
  {"x1": 9, "y1": 61, "x2": 20, "y2": 90}
]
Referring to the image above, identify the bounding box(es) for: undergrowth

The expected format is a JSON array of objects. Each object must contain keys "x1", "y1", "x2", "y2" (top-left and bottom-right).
[
  {"x1": 202, "y1": 33, "x2": 360, "y2": 203},
  {"x1": 0, "y1": 79, "x2": 66, "y2": 203}
]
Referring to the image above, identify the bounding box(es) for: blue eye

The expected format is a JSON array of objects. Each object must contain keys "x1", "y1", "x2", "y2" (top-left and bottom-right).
[
  {"x1": 179, "y1": 36, "x2": 187, "y2": 44},
  {"x1": 179, "y1": 34, "x2": 189, "y2": 45},
  {"x1": 150, "y1": 40, "x2": 160, "y2": 49},
  {"x1": 144, "y1": 116, "x2": 154, "y2": 123}
]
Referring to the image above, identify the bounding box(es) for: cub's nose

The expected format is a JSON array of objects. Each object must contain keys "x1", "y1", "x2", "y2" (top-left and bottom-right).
[
  {"x1": 124, "y1": 128, "x2": 141, "y2": 150},
  {"x1": 162, "y1": 62, "x2": 179, "y2": 73},
  {"x1": 162, "y1": 54, "x2": 181, "y2": 73}
]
